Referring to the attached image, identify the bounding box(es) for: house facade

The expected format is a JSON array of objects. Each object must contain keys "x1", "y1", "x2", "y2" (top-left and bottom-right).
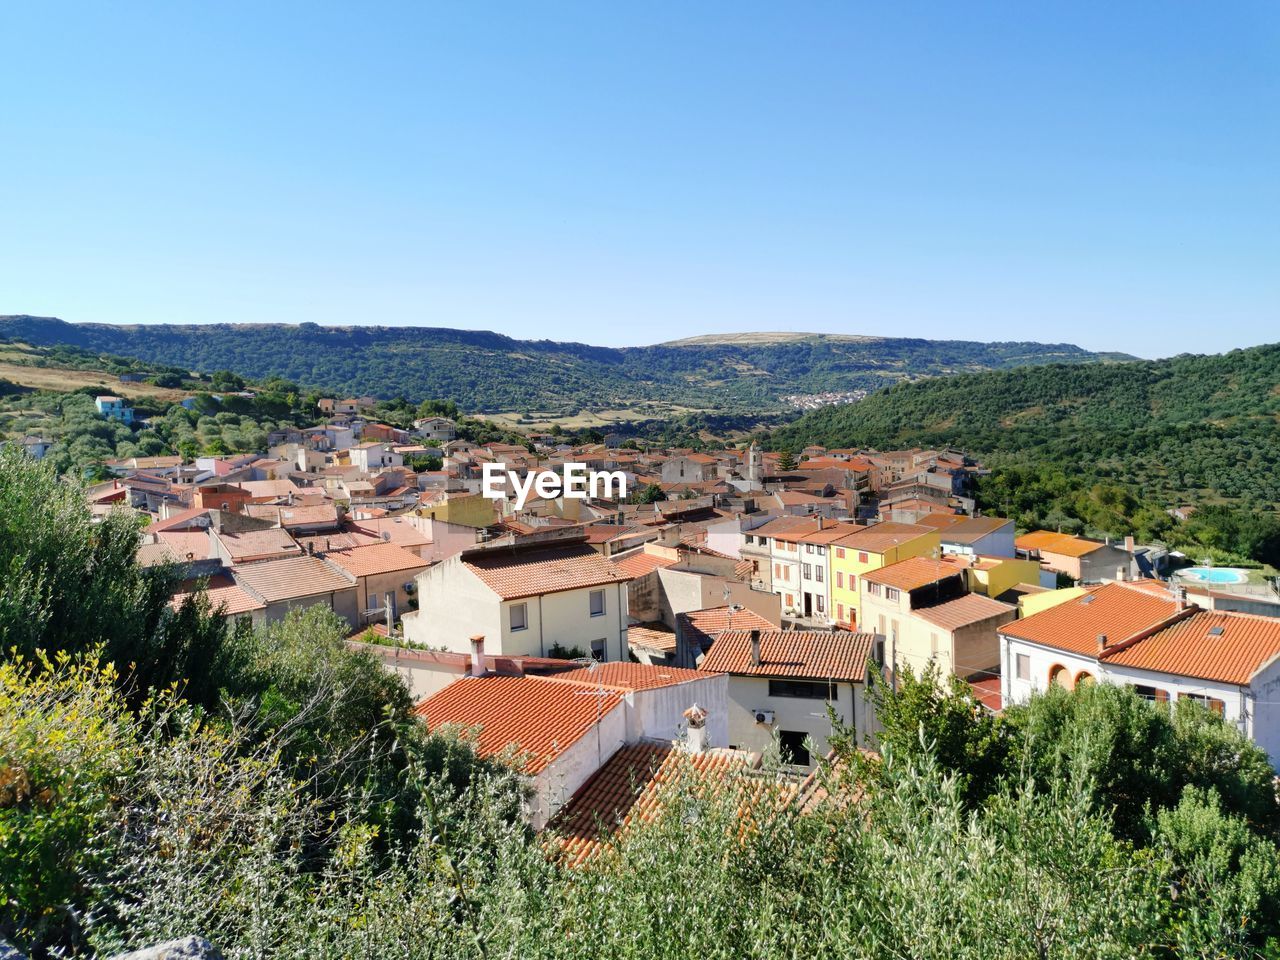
[{"x1": 403, "y1": 538, "x2": 632, "y2": 661}]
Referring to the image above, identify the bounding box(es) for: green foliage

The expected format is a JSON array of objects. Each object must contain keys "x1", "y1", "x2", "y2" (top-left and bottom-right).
[
  {"x1": 857, "y1": 662, "x2": 1008, "y2": 806},
  {"x1": 775, "y1": 449, "x2": 797, "y2": 472},
  {"x1": 0, "y1": 651, "x2": 139, "y2": 951},
  {"x1": 628, "y1": 482, "x2": 667, "y2": 504},
  {"x1": 1, "y1": 315, "x2": 1119, "y2": 413},
  {"x1": 0, "y1": 446, "x2": 226, "y2": 697}
]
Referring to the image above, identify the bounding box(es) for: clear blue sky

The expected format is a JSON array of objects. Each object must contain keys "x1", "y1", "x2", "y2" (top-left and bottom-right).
[{"x1": 2, "y1": 3, "x2": 1276, "y2": 357}]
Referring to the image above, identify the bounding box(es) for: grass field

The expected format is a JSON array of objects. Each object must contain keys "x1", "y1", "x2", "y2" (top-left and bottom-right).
[{"x1": 0, "y1": 345, "x2": 190, "y2": 402}]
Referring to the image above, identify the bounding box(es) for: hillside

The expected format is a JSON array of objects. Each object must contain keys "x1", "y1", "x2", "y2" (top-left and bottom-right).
[
  {"x1": 0, "y1": 315, "x2": 1127, "y2": 415},
  {"x1": 771, "y1": 344, "x2": 1280, "y2": 554}
]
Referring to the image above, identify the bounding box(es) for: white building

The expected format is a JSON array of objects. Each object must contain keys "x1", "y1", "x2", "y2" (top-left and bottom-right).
[
  {"x1": 698, "y1": 628, "x2": 879, "y2": 769},
  {"x1": 402, "y1": 538, "x2": 632, "y2": 662},
  {"x1": 415, "y1": 658, "x2": 728, "y2": 828},
  {"x1": 999, "y1": 581, "x2": 1280, "y2": 765}
]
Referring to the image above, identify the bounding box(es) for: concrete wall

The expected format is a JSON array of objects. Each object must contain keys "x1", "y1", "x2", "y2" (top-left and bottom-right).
[
  {"x1": 654, "y1": 568, "x2": 780, "y2": 627},
  {"x1": 624, "y1": 674, "x2": 729, "y2": 746},
  {"x1": 531, "y1": 704, "x2": 628, "y2": 829},
  {"x1": 722, "y1": 675, "x2": 867, "y2": 769},
  {"x1": 404, "y1": 557, "x2": 504, "y2": 652},
  {"x1": 261, "y1": 587, "x2": 360, "y2": 629}
]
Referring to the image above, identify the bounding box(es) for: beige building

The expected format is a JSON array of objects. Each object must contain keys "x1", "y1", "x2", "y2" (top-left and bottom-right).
[{"x1": 859, "y1": 556, "x2": 1016, "y2": 682}]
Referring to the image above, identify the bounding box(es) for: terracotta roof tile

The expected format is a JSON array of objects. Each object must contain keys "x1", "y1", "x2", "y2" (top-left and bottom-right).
[
  {"x1": 464, "y1": 543, "x2": 631, "y2": 600},
  {"x1": 1014, "y1": 530, "x2": 1107, "y2": 558},
  {"x1": 171, "y1": 574, "x2": 266, "y2": 616},
  {"x1": 863, "y1": 555, "x2": 967, "y2": 591},
  {"x1": 1101, "y1": 609, "x2": 1280, "y2": 685},
  {"x1": 552, "y1": 662, "x2": 714, "y2": 691},
  {"x1": 627, "y1": 622, "x2": 678, "y2": 654},
  {"x1": 829, "y1": 522, "x2": 936, "y2": 555},
  {"x1": 323, "y1": 542, "x2": 429, "y2": 578},
  {"x1": 677, "y1": 606, "x2": 777, "y2": 647},
  {"x1": 547, "y1": 743, "x2": 756, "y2": 869},
  {"x1": 999, "y1": 581, "x2": 1183, "y2": 657},
  {"x1": 610, "y1": 550, "x2": 678, "y2": 578},
  {"x1": 414, "y1": 675, "x2": 623, "y2": 774},
  {"x1": 233, "y1": 554, "x2": 355, "y2": 603},
  {"x1": 699, "y1": 630, "x2": 876, "y2": 682},
  {"x1": 912, "y1": 593, "x2": 1016, "y2": 631}
]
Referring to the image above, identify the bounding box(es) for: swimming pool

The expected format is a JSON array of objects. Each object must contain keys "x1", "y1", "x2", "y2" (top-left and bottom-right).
[{"x1": 1176, "y1": 567, "x2": 1248, "y2": 585}]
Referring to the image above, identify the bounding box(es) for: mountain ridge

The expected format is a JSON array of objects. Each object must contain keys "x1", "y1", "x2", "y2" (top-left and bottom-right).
[{"x1": 0, "y1": 314, "x2": 1133, "y2": 415}]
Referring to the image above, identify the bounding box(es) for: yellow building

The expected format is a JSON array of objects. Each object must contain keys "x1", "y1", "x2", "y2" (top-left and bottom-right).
[
  {"x1": 962, "y1": 555, "x2": 1045, "y2": 600},
  {"x1": 418, "y1": 491, "x2": 497, "y2": 529},
  {"x1": 828, "y1": 522, "x2": 940, "y2": 628},
  {"x1": 1018, "y1": 585, "x2": 1088, "y2": 618}
]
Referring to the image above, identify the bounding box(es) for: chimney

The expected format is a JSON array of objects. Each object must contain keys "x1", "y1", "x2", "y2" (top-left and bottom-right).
[
  {"x1": 750, "y1": 629, "x2": 762, "y2": 667},
  {"x1": 1124, "y1": 535, "x2": 1135, "y2": 553},
  {"x1": 682, "y1": 703, "x2": 709, "y2": 754},
  {"x1": 469, "y1": 635, "x2": 486, "y2": 677},
  {"x1": 1096, "y1": 633, "x2": 1108, "y2": 654}
]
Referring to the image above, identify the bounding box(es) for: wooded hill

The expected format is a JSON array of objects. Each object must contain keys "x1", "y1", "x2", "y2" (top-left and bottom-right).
[
  {"x1": 770, "y1": 344, "x2": 1280, "y2": 560},
  {"x1": 0, "y1": 315, "x2": 1127, "y2": 414}
]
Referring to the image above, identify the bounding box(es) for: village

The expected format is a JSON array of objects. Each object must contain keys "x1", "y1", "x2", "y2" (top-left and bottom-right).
[{"x1": 45, "y1": 389, "x2": 1280, "y2": 850}]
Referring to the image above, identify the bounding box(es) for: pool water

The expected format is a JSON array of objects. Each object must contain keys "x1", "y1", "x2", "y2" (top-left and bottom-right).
[{"x1": 1177, "y1": 567, "x2": 1247, "y2": 584}]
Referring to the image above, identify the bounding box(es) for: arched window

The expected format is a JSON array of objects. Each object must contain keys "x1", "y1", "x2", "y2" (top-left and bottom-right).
[
  {"x1": 1075, "y1": 671, "x2": 1095, "y2": 687},
  {"x1": 1049, "y1": 664, "x2": 1071, "y2": 689}
]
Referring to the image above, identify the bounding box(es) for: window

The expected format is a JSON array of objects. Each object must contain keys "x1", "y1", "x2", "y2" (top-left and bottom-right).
[
  {"x1": 849, "y1": 575, "x2": 857, "y2": 591},
  {"x1": 786, "y1": 594, "x2": 794, "y2": 608},
  {"x1": 1179, "y1": 692, "x2": 1225, "y2": 716},
  {"x1": 778, "y1": 730, "x2": 811, "y2": 767},
  {"x1": 816, "y1": 595, "x2": 825, "y2": 613},
  {"x1": 744, "y1": 534, "x2": 754, "y2": 545},
  {"x1": 591, "y1": 639, "x2": 607, "y2": 662},
  {"x1": 837, "y1": 603, "x2": 844, "y2": 622},
  {"x1": 1015, "y1": 653, "x2": 1030, "y2": 681},
  {"x1": 858, "y1": 552, "x2": 869, "y2": 564},
  {"x1": 836, "y1": 571, "x2": 844, "y2": 588},
  {"x1": 814, "y1": 566, "x2": 823, "y2": 583},
  {"x1": 805, "y1": 544, "x2": 814, "y2": 554},
  {"x1": 751, "y1": 560, "x2": 759, "y2": 573},
  {"x1": 510, "y1": 603, "x2": 528, "y2": 632},
  {"x1": 886, "y1": 587, "x2": 900, "y2": 601},
  {"x1": 774, "y1": 563, "x2": 781, "y2": 579},
  {"x1": 836, "y1": 547, "x2": 845, "y2": 559},
  {"x1": 816, "y1": 546, "x2": 825, "y2": 557},
  {"x1": 1134, "y1": 684, "x2": 1169, "y2": 704},
  {"x1": 802, "y1": 563, "x2": 812, "y2": 579},
  {"x1": 868, "y1": 583, "x2": 882, "y2": 597},
  {"x1": 589, "y1": 589, "x2": 605, "y2": 617},
  {"x1": 769, "y1": 678, "x2": 830, "y2": 699}
]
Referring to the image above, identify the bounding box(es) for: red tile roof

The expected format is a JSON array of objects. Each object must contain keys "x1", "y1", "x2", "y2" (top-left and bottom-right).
[
  {"x1": 547, "y1": 743, "x2": 756, "y2": 868},
  {"x1": 171, "y1": 574, "x2": 266, "y2": 617},
  {"x1": 1014, "y1": 530, "x2": 1107, "y2": 558},
  {"x1": 699, "y1": 630, "x2": 876, "y2": 682},
  {"x1": 611, "y1": 550, "x2": 678, "y2": 578},
  {"x1": 552, "y1": 662, "x2": 715, "y2": 691},
  {"x1": 862, "y1": 555, "x2": 966, "y2": 591},
  {"x1": 232, "y1": 555, "x2": 356, "y2": 603},
  {"x1": 677, "y1": 606, "x2": 778, "y2": 647},
  {"x1": 999, "y1": 581, "x2": 1184, "y2": 657},
  {"x1": 912, "y1": 593, "x2": 1016, "y2": 631},
  {"x1": 830, "y1": 522, "x2": 936, "y2": 555},
  {"x1": 463, "y1": 543, "x2": 631, "y2": 600},
  {"x1": 323, "y1": 542, "x2": 429, "y2": 578},
  {"x1": 626, "y1": 622, "x2": 678, "y2": 654},
  {"x1": 414, "y1": 675, "x2": 624, "y2": 774},
  {"x1": 1101, "y1": 609, "x2": 1280, "y2": 685}
]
